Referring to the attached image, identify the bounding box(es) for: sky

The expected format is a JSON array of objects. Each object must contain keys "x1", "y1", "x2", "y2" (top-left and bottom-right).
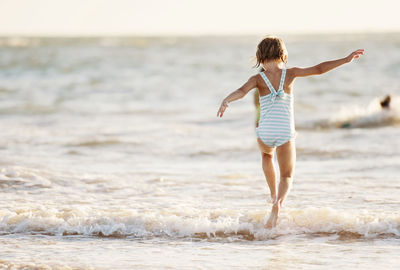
[{"x1": 0, "y1": 0, "x2": 399, "y2": 36}]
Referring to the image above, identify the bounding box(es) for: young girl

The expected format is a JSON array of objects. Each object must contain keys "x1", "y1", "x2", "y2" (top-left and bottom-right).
[{"x1": 217, "y1": 35, "x2": 364, "y2": 228}]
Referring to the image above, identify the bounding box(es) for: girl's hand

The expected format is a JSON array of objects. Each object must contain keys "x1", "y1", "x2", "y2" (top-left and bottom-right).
[
  {"x1": 346, "y1": 49, "x2": 365, "y2": 63},
  {"x1": 217, "y1": 100, "x2": 229, "y2": 117}
]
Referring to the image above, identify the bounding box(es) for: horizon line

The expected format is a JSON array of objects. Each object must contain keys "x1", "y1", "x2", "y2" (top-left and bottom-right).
[{"x1": 0, "y1": 29, "x2": 399, "y2": 38}]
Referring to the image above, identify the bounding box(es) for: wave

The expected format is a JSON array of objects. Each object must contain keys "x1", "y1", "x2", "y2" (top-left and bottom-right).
[
  {"x1": 66, "y1": 138, "x2": 125, "y2": 147},
  {"x1": 1, "y1": 206, "x2": 399, "y2": 241},
  {"x1": 0, "y1": 104, "x2": 59, "y2": 115},
  {"x1": 0, "y1": 260, "x2": 88, "y2": 270},
  {"x1": 302, "y1": 96, "x2": 400, "y2": 129},
  {"x1": 0, "y1": 167, "x2": 52, "y2": 189}
]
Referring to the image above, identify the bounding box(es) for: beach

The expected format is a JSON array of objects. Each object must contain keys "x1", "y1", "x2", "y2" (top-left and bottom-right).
[{"x1": 0, "y1": 33, "x2": 399, "y2": 269}]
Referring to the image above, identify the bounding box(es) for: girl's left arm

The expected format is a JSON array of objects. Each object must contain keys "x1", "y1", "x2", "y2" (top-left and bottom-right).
[{"x1": 217, "y1": 76, "x2": 257, "y2": 117}]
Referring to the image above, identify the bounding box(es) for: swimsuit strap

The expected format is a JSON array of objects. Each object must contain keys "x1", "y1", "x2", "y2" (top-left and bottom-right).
[
  {"x1": 278, "y1": 68, "x2": 286, "y2": 91},
  {"x1": 259, "y1": 72, "x2": 277, "y2": 94},
  {"x1": 259, "y1": 68, "x2": 286, "y2": 94}
]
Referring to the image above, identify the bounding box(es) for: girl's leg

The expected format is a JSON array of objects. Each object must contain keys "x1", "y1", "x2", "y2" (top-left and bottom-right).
[
  {"x1": 256, "y1": 138, "x2": 277, "y2": 203},
  {"x1": 261, "y1": 152, "x2": 277, "y2": 203},
  {"x1": 265, "y1": 140, "x2": 296, "y2": 228},
  {"x1": 276, "y1": 139, "x2": 296, "y2": 206}
]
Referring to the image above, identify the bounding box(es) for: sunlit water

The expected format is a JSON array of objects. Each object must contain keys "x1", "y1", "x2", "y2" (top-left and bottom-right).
[{"x1": 0, "y1": 33, "x2": 399, "y2": 269}]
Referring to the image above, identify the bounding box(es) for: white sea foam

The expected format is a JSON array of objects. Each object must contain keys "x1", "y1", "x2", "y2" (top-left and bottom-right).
[
  {"x1": 0, "y1": 260, "x2": 92, "y2": 270},
  {"x1": 0, "y1": 167, "x2": 52, "y2": 188},
  {"x1": 1, "y1": 206, "x2": 398, "y2": 240}
]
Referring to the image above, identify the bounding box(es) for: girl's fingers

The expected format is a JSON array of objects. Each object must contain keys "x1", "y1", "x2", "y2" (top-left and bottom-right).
[
  {"x1": 217, "y1": 107, "x2": 225, "y2": 117},
  {"x1": 351, "y1": 49, "x2": 364, "y2": 60},
  {"x1": 217, "y1": 103, "x2": 228, "y2": 117},
  {"x1": 355, "y1": 49, "x2": 364, "y2": 56}
]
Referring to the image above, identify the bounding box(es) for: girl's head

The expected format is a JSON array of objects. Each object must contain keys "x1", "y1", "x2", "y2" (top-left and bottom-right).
[{"x1": 254, "y1": 35, "x2": 288, "y2": 68}]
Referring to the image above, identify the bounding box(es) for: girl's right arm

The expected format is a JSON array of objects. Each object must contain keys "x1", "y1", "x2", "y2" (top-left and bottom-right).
[
  {"x1": 292, "y1": 49, "x2": 364, "y2": 78},
  {"x1": 217, "y1": 75, "x2": 257, "y2": 118}
]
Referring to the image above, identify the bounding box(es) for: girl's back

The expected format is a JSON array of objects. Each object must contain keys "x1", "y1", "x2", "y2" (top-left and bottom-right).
[
  {"x1": 256, "y1": 68, "x2": 294, "y2": 97},
  {"x1": 256, "y1": 67, "x2": 296, "y2": 148}
]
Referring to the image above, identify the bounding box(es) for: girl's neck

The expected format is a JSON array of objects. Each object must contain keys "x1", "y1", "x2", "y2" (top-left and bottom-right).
[{"x1": 262, "y1": 60, "x2": 284, "y2": 72}]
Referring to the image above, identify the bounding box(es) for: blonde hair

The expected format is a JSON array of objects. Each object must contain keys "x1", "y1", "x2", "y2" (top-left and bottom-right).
[{"x1": 253, "y1": 35, "x2": 288, "y2": 68}]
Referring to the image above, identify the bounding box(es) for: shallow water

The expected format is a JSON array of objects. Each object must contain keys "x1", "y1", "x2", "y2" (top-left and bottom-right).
[{"x1": 0, "y1": 33, "x2": 399, "y2": 269}]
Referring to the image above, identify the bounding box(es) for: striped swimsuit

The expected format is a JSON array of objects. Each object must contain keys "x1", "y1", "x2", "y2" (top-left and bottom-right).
[{"x1": 256, "y1": 68, "x2": 297, "y2": 147}]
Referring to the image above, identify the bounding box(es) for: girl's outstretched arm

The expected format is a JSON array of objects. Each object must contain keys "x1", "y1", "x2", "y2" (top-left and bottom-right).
[
  {"x1": 292, "y1": 49, "x2": 364, "y2": 78},
  {"x1": 217, "y1": 75, "x2": 257, "y2": 117}
]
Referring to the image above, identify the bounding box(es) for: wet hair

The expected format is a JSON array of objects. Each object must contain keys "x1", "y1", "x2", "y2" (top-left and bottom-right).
[{"x1": 253, "y1": 35, "x2": 288, "y2": 68}]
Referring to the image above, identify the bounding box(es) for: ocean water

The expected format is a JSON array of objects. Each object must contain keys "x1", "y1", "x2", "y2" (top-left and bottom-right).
[{"x1": 0, "y1": 33, "x2": 399, "y2": 269}]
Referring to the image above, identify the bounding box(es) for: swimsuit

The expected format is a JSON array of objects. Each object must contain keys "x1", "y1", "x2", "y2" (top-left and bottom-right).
[{"x1": 256, "y1": 68, "x2": 297, "y2": 147}]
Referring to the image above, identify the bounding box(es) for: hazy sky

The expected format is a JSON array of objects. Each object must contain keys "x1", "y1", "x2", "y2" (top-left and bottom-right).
[{"x1": 0, "y1": 0, "x2": 399, "y2": 36}]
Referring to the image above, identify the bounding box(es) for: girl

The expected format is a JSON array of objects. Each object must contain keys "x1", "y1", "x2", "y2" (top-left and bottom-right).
[{"x1": 217, "y1": 35, "x2": 364, "y2": 228}]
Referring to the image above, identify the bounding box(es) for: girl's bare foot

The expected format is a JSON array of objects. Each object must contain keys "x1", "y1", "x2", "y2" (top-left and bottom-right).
[{"x1": 264, "y1": 201, "x2": 280, "y2": 228}]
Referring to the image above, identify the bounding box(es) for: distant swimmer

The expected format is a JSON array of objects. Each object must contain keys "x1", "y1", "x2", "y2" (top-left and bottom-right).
[
  {"x1": 380, "y1": 95, "x2": 391, "y2": 109},
  {"x1": 217, "y1": 35, "x2": 364, "y2": 228}
]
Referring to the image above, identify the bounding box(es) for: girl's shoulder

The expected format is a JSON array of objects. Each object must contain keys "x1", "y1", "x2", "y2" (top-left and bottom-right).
[{"x1": 285, "y1": 67, "x2": 297, "y2": 80}]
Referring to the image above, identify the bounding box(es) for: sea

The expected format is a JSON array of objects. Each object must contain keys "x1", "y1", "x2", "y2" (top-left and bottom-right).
[{"x1": 0, "y1": 33, "x2": 399, "y2": 269}]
